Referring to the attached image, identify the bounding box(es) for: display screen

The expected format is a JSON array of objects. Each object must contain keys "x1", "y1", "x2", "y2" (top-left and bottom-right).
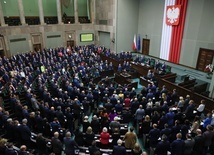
[{"x1": 80, "y1": 33, "x2": 94, "y2": 42}]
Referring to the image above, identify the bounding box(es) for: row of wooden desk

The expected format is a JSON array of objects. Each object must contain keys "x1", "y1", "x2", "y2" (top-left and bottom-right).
[
  {"x1": 114, "y1": 73, "x2": 138, "y2": 89},
  {"x1": 130, "y1": 62, "x2": 153, "y2": 76},
  {"x1": 99, "y1": 53, "x2": 133, "y2": 69},
  {"x1": 99, "y1": 54, "x2": 214, "y2": 113}
]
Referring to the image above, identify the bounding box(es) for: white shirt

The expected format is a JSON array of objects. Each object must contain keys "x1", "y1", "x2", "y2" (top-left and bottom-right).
[{"x1": 197, "y1": 104, "x2": 205, "y2": 112}]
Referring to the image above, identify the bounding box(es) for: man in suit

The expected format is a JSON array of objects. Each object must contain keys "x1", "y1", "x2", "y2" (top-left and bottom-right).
[
  {"x1": 110, "y1": 116, "x2": 121, "y2": 133},
  {"x1": 155, "y1": 134, "x2": 170, "y2": 155},
  {"x1": 63, "y1": 131, "x2": 78, "y2": 155},
  {"x1": 5, "y1": 143, "x2": 19, "y2": 155},
  {"x1": 51, "y1": 132, "x2": 63, "y2": 155},
  {"x1": 171, "y1": 133, "x2": 185, "y2": 155},
  {"x1": 192, "y1": 129, "x2": 204, "y2": 155},
  {"x1": 89, "y1": 140, "x2": 100, "y2": 155},
  {"x1": 202, "y1": 125, "x2": 214, "y2": 155},
  {"x1": 184, "y1": 100, "x2": 195, "y2": 121},
  {"x1": 19, "y1": 145, "x2": 29, "y2": 155},
  {"x1": 112, "y1": 139, "x2": 126, "y2": 155},
  {"x1": 148, "y1": 124, "x2": 160, "y2": 154},
  {"x1": 19, "y1": 118, "x2": 31, "y2": 148},
  {"x1": 135, "y1": 105, "x2": 145, "y2": 134},
  {"x1": 166, "y1": 108, "x2": 175, "y2": 127}
]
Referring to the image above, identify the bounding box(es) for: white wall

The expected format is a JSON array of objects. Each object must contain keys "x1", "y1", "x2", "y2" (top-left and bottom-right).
[
  {"x1": 45, "y1": 32, "x2": 63, "y2": 49},
  {"x1": 98, "y1": 31, "x2": 111, "y2": 49},
  {"x1": 137, "y1": 0, "x2": 164, "y2": 57},
  {"x1": 7, "y1": 34, "x2": 30, "y2": 55},
  {"x1": 116, "y1": 0, "x2": 139, "y2": 53},
  {"x1": 180, "y1": 0, "x2": 214, "y2": 67}
]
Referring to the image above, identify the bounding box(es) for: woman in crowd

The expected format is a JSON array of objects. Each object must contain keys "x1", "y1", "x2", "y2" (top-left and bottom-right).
[
  {"x1": 177, "y1": 96, "x2": 185, "y2": 112},
  {"x1": 109, "y1": 109, "x2": 118, "y2": 122},
  {"x1": 0, "y1": 138, "x2": 7, "y2": 155},
  {"x1": 190, "y1": 116, "x2": 200, "y2": 137},
  {"x1": 112, "y1": 127, "x2": 121, "y2": 146},
  {"x1": 140, "y1": 115, "x2": 151, "y2": 146},
  {"x1": 100, "y1": 127, "x2": 110, "y2": 149},
  {"x1": 85, "y1": 126, "x2": 95, "y2": 146},
  {"x1": 132, "y1": 143, "x2": 142, "y2": 155},
  {"x1": 82, "y1": 116, "x2": 91, "y2": 133}
]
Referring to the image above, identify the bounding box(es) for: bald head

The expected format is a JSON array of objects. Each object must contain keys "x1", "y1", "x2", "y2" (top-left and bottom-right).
[
  {"x1": 65, "y1": 131, "x2": 71, "y2": 138},
  {"x1": 196, "y1": 129, "x2": 202, "y2": 135},
  {"x1": 176, "y1": 133, "x2": 182, "y2": 139},
  {"x1": 20, "y1": 145, "x2": 27, "y2": 152},
  {"x1": 54, "y1": 132, "x2": 59, "y2": 138}
]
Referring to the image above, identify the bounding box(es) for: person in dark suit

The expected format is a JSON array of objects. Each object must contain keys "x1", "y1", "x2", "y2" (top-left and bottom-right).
[
  {"x1": 170, "y1": 120, "x2": 181, "y2": 142},
  {"x1": 184, "y1": 100, "x2": 195, "y2": 121},
  {"x1": 148, "y1": 124, "x2": 160, "y2": 153},
  {"x1": 158, "y1": 112, "x2": 167, "y2": 130},
  {"x1": 112, "y1": 128, "x2": 121, "y2": 146},
  {"x1": 132, "y1": 143, "x2": 142, "y2": 155},
  {"x1": 63, "y1": 131, "x2": 78, "y2": 155},
  {"x1": 36, "y1": 133, "x2": 47, "y2": 155},
  {"x1": 89, "y1": 141, "x2": 100, "y2": 155},
  {"x1": 155, "y1": 134, "x2": 170, "y2": 155},
  {"x1": 171, "y1": 133, "x2": 185, "y2": 155},
  {"x1": 5, "y1": 143, "x2": 18, "y2": 155},
  {"x1": 18, "y1": 119, "x2": 31, "y2": 148},
  {"x1": 0, "y1": 138, "x2": 7, "y2": 155},
  {"x1": 192, "y1": 129, "x2": 204, "y2": 155},
  {"x1": 112, "y1": 139, "x2": 126, "y2": 155},
  {"x1": 50, "y1": 117, "x2": 61, "y2": 134},
  {"x1": 202, "y1": 125, "x2": 214, "y2": 155},
  {"x1": 85, "y1": 127, "x2": 95, "y2": 147},
  {"x1": 183, "y1": 134, "x2": 195, "y2": 155},
  {"x1": 90, "y1": 115, "x2": 100, "y2": 134},
  {"x1": 109, "y1": 116, "x2": 121, "y2": 133},
  {"x1": 18, "y1": 145, "x2": 29, "y2": 155},
  {"x1": 166, "y1": 108, "x2": 175, "y2": 127},
  {"x1": 74, "y1": 129, "x2": 85, "y2": 146},
  {"x1": 51, "y1": 132, "x2": 63, "y2": 155}
]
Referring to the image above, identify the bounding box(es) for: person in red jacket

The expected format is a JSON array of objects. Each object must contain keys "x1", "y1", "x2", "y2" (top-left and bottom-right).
[
  {"x1": 100, "y1": 127, "x2": 110, "y2": 149},
  {"x1": 124, "y1": 95, "x2": 131, "y2": 107}
]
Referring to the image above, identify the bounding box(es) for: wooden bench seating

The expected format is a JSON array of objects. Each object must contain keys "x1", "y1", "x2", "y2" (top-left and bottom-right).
[
  {"x1": 139, "y1": 77, "x2": 153, "y2": 87},
  {"x1": 159, "y1": 73, "x2": 177, "y2": 83},
  {"x1": 178, "y1": 79, "x2": 196, "y2": 87},
  {"x1": 158, "y1": 78, "x2": 214, "y2": 113},
  {"x1": 191, "y1": 83, "x2": 208, "y2": 94}
]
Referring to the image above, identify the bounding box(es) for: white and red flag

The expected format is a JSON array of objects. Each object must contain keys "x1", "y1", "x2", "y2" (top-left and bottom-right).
[{"x1": 132, "y1": 34, "x2": 137, "y2": 51}]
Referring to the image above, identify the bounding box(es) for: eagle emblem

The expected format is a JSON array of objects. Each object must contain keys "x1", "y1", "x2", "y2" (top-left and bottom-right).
[{"x1": 166, "y1": 5, "x2": 181, "y2": 25}]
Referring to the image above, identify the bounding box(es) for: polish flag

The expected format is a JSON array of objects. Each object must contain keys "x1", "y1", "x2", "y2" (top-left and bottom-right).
[
  {"x1": 160, "y1": 0, "x2": 188, "y2": 63},
  {"x1": 132, "y1": 34, "x2": 137, "y2": 51}
]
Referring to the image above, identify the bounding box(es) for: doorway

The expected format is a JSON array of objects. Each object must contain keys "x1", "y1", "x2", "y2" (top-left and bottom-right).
[
  {"x1": 67, "y1": 40, "x2": 74, "y2": 47},
  {"x1": 142, "y1": 39, "x2": 150, "y2": 55},
  {"x1": 0, "y1": 50, "x2": 4, "y2": 57},
  {"x1": 33, "y1": 44, "x2": 42, "y2": 52},
  {"x1": 196, "y1": 48, "x2": 214, "y2": 71}
]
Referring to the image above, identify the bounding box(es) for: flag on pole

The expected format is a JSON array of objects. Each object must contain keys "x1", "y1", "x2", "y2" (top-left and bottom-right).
[
  {"x1": 132, "y1": 34, "x2": 137, "y2": 51},
  {"x1": 137, "y1": 34, "x2": 141, "y2": 51}
]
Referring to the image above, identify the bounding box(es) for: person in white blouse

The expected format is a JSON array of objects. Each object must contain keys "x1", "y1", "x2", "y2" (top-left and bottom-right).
[{"x1": 196, "y1": 99, "x2": 205, "y2": 116}]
